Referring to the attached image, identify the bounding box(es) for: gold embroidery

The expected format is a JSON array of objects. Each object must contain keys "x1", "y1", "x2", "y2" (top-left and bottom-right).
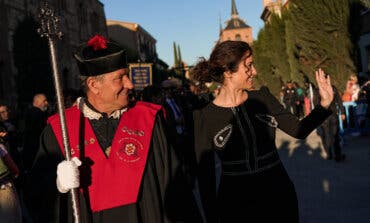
[{"x1": 89, "y1": 138, "x2": 95, "y2": 144}]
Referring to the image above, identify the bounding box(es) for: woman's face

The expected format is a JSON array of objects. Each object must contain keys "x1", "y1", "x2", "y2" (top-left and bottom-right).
[{"x1": 228, "y1": 55, "x2": 257, "y2": 90}]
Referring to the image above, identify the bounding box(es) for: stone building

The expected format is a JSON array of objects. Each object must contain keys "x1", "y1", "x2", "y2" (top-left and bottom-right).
[
  {"x1": 219, "y1": 0, "x2": 253, "y2": 45},
  {"x1": 261, "y1": 0, "x2": 289, "y2": 23},
  {"x1": 0, "y1": 0, "x2": 107, "y2": 107},
  {"x1": 107, "y1": 20, "x2": 157, "y2": 64},
  {"x1": 107, "y1": 20, "x2": 171, "y2": 85}
]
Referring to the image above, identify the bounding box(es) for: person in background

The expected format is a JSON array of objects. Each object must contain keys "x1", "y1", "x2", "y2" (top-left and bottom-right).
[
  {"x1": 0, "y1": 104, "x2": 21, "y2": 171},
  {"x1": 342, "y1": 74, "x2": 360, "y2": 102},
  {"x1": 283, "y1": 80, "x2": 299, "y2": 116},
  {"x1": 293, "y1": 81, "x2": 305, "y2": 119},
  {"x1": 191, "y1": 40, "x2": 333, "y2": 223},
  {"x1": 318, "y1": 84, "x2": 346, "y2": 162},
  {"x1": 22, "y1": 93, "x2": 48, "y2": 173},
  {"x1": 0, "y1": 123, "x2": 22, "y2": 223}
]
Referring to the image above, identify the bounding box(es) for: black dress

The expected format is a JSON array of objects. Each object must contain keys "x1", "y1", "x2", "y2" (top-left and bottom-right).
[
  {"x1": 24, "y1": 101, "x2": 201, "y2": 223},
  {"x1": 193, "y1": 87, "x2": 332, "y2": 223}
]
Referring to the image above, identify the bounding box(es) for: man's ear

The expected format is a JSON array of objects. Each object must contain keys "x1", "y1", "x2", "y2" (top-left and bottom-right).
[{"x1": 87, "y1": 77, "x2": 99, "y2": 94}]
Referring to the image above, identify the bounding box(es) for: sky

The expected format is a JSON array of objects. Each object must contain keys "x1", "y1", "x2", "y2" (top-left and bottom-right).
[{"x1": 100, "y1": 0, "x2": 265, "y2": 67}]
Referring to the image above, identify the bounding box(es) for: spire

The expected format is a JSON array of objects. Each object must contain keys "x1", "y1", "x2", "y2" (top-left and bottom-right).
[{"x1": 231, "y1": 0, "x2": 238, "y2": 16}]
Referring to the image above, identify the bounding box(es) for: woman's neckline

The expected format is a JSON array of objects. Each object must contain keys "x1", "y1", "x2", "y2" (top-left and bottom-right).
[{"x1": 211, "y1": 90, "x2": 252, "y2": 108}]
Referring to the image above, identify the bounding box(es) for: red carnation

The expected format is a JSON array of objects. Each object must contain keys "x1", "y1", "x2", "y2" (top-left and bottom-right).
[{"x1": 88, "y1": 35, "x2": 108, "y2": 51}]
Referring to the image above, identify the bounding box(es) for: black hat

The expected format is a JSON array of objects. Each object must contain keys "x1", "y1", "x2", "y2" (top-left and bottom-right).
[{"x1": 74, "y1": 35, "x2": 127, "y2": 76}]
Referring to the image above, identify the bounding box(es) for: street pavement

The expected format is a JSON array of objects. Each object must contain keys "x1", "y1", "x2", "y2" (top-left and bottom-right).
[{"x1": 276, "y1": 129, "x2": 370, "y2": 223}]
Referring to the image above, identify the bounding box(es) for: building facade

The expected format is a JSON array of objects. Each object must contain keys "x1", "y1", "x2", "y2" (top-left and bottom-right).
[
  {"x1": 261, "y1": 0, "x2": 289, "y2": 23},
  {"x1": 219, "y1": 0, "x2": 253, "y2": 45},
  {"x1": 0, "y1": 0, "x2": 107, "y2": 107},
  {"x1": 107, "y1": 20, "x2": 157, "y2": 64}
]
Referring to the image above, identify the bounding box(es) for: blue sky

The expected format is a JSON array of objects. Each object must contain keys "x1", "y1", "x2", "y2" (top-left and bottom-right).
[{"x1": 100, "y1": 0, "x2": 264, "y2": 67}]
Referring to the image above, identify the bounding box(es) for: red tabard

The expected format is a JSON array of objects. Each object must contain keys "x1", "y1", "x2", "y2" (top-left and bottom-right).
[{"x1": 48, "y1": 101, "x2": 161, "y2": 212}]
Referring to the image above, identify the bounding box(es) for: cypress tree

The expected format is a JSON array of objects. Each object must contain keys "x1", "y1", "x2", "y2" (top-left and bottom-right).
[
  {"x1": 177, "y1": 44, "x2": 183, "y2": 68},
  {"x1": 254, "y1": 27, "x2": 282, "y2": 96},
  {"x1": 290, "y1": 0, "x2": 356, "y2": 90},
  {"x1": 284, "y1": 10, "x2": 302, "y2": 85},
  {"x1": 173, "y1": 42, "x2": 178, "y2": 67},
  {"x1": 268, "y1": 13, "x2": 291, "y2": 82}
]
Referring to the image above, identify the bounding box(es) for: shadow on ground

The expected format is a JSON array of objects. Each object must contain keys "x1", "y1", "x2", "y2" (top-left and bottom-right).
[{"x1": 276, "y1": 129, "x2": 370, "y2": 223}]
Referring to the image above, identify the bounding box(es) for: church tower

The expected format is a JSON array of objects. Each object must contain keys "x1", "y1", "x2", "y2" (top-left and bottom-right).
[{"x1": 219, "y1": 0, "x2": 253, "y2": 45}]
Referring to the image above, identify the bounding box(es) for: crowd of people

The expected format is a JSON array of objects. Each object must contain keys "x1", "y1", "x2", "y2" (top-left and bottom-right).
[
  {"x1": 0, "y1": 36, "x2": 369, "y2": 223},
  {"x1": 279, "y1": 74, "x2": 370, "y2": 161}
]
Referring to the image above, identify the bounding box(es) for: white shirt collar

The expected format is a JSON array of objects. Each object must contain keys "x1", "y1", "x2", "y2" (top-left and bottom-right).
[{"x1": 76, "y1": 97, "x2": 127, "y2": 120}]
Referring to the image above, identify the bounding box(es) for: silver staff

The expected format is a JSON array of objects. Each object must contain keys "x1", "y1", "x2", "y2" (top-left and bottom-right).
[{"x1": 38, "y1": 2, "x2": 81, "y2": 223}]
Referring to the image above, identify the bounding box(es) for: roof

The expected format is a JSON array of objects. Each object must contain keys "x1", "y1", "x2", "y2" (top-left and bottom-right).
[
  {"x1": 224, "y1": 0, "x2": 250, "y2": 30},
  {"x1": 224, "y1": 18, "x2": 250, "y2": 30}
]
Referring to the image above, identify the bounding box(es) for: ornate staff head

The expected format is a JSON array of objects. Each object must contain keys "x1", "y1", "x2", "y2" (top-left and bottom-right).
[{"x1": 37, "y1": 1, "x2": 63, "y2": 39}]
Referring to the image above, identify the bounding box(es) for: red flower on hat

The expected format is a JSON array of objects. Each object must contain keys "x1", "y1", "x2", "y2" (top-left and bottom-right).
[{"x1": 88, "y1": 35, "x2": 108, "y2": 51}]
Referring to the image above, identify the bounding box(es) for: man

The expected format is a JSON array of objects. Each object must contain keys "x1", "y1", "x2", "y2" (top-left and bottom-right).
[
  {"x1": 25, "y1": 35, "x2": 199, "y2": 223},
  {"x1": 283, "y1": 80, "x2": 299, "y2": 116},
  {"x1": 22, "y1": 93, "x2": 48, "y2": 172},
  {"x1": 318, "y1": 85, "x2": 346, "y2": 162}
]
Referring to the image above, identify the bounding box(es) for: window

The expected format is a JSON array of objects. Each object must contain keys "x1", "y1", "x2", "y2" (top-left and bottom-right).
[{"x1": 235, "y1": 34, "x2": 241, "y2": 41}]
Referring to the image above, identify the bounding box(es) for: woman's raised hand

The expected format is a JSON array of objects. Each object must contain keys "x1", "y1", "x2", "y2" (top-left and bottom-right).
[{"x1": 315, "y1": 68, "x2": 334, "y2": 109}]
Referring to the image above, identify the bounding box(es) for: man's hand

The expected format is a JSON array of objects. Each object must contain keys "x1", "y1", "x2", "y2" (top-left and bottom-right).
[{"x1": 56, "y1": 157, "x2": 82, "y2": 193}]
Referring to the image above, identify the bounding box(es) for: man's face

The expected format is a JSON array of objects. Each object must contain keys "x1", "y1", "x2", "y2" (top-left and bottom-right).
[
  {"x1": 36, "y1": 95, "x2": 49, "y2": 111},
  {"x1": 92, "y1": 68, "x2": 134, "y2": 112},
  {"x1": 0, "y1": 106, "x2": 9, "y2": 121}
]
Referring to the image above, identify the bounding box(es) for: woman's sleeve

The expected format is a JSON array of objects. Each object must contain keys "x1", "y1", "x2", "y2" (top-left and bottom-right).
[{"x1": 261, "y1": 87, "x2": 332, "y2": 139}]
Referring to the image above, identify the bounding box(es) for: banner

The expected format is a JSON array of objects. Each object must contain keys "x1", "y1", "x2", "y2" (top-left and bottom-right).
[{"x1": 129, "y1": 63, "x2": 152, "y2": 90}]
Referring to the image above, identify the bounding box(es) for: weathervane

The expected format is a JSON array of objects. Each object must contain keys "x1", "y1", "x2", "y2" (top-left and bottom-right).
[{"x1": 38, "y1": 2, "x2": 81, "y2": 222}]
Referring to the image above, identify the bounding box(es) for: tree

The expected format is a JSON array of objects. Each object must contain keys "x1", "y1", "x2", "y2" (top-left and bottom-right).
[
  {"x1": 289, "y1": 0, "x2": 357, "y2": 90},
  {"x1": 173, "y1": 42, "x2": 178, "y2": 67},
  {"x1": 269, "y1": 13, "x2": 291, "y2": 82},
  {"x1": 253, "y1": 27, "x2": 282, "y2": 96}
]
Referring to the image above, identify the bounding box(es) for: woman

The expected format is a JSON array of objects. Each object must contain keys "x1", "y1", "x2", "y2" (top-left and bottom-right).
[{"x1": 192, "y1": 41, "x2": 333, "y2": 222}]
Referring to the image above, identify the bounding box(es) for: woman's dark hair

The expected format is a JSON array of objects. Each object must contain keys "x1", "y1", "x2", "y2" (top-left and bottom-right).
[{"x1": 192, "y1": 40, "x2": 252, "y2": 84}]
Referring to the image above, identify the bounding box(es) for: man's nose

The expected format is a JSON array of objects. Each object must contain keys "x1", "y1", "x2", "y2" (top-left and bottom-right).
[{"x1": 123, "y1": 76, "x2": 134, "y2": 89}]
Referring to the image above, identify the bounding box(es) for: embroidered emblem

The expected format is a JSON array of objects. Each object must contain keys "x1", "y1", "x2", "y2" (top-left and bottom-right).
[
  {"x1": 116, "y1": 137, "x2": 143, "y2": 163},
  {"x1": 124, "y1": 143, "x2": 136, "y2": 156},
  {"x1": 121, "y1": 126, "x2": 145, "y2": 136},
  {"x1": 213, "y1": 124, "x2": 233, "y2": 149},
  {"x1": 255, "y1": 114, "x2": 278, "y2": 128}
]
